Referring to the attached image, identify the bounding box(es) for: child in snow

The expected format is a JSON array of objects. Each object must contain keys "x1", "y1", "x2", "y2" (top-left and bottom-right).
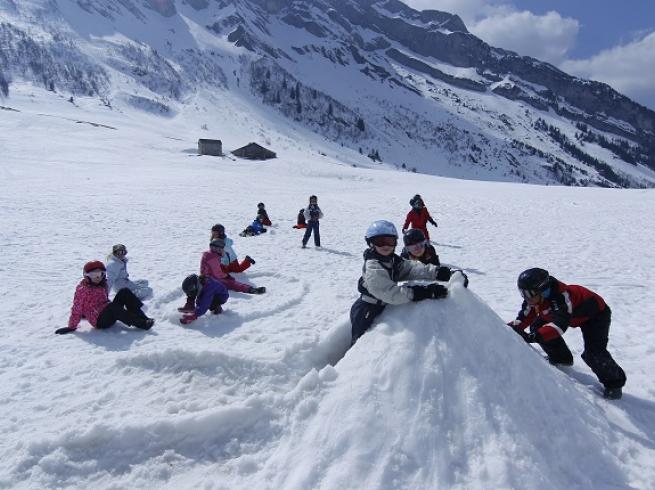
[
  {"x1": 56, "y1": 261, "x2": 154, "y2": 334},
  {"x1": 401, "y1": 229, "x2": 469, "y2": 287},
  {"x1": 179, "y1": 274, "x2": 229, "y2": 324},
  {"x1": 105, "y1": 244, "x2": 153, "y2": 300},
  {"x1": 508, "y1": 268, "x2": 626, "y2": 399},
  {"x1": 350, "y1": 220, "x2": 452, "y2": 346},
  {"x1": 302, "y1": 195, "x2": 323, "y2": 248},
  {"x1": 239, "y1": 216, "x2": 268, "y2": 237},
  {"x1": 177, "y1": 238, "x2": 265, "y2": 312},
  {"x1": 211, "y1": 224, "x2": 255, "y2": 273},
  {"x1": 292, "y1": 208, "x2": 307, "y2": 229},
  {"x1": 402, "y1": 194, "x2": 437, "y2": 241},
  {"x1": 256, "y1": 202, "x2": 272, "y2": 226}
]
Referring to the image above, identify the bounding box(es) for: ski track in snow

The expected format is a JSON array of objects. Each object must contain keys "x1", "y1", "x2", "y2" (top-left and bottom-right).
[{"x1": 0, "y1": 87, "x2": 654, "y2": 489}]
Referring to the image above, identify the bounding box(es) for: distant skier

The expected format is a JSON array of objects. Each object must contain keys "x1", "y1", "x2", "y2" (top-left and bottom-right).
[
  {"x1": 302, "y1": 195, "x2": 323, "y2": 248},
  {"x1": 105, "y1": 244, "x2": 152, "y2": 300},
  {"x1": 508, "y1": 268, "x2": 626, "y2": 399},
  {"x1": 293, "y1": 208, "x2": 307, "y2": 229},
  {"x1": 57, "y1": 261, "x2": 154, "y2": 334},
  {"x1": 179, "y1": 274, "x2": 229, "y2": 324},
  {"x1": 256, "y1": 202, "x2": 272, "y2": 226},
  {"x1": 350, "y1": 220, "x2": 452, "y2": 345},
  {"x1": 211, "y1": 224, "x2": 255, "y2": 273},
  {"x1": 402, "y1": 194, "x2": 437, "y2": 241}
]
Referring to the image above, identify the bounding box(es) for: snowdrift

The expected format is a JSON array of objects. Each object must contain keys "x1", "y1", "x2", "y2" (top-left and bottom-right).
[{"x1": 257, "y1": 278, "x2": 630, "y2": 490}]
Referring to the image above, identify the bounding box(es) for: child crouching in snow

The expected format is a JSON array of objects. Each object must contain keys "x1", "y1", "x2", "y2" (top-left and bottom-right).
[
  {"x1": 178, "y1": 238, "x2": 265, "y2": 312},
  {"x1": 57, "y1": 261, "x2": 154, "y2": 334},
  {"x1": 256, "y1": 202, "x2": 272, "y2": 226},
  {"x1": 211, "y1": 224, "x2": 255, "y2": 273},
  {"x1": 106, "y1": 244, "x2": 153, "y2": 300},
  {"x1": 179, "y1": 274, "x2": 229, "y2": 324},
  {"x1": 292, "y1": 208, "x2": 307, "y2": 229},
  {"x1": 350, "y1": 220, "x2": 454, "y2": 346}
]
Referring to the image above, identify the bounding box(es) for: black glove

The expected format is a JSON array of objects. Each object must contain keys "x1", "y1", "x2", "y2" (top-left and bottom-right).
[
  {"x1": 410, "y1": 284, "x2": 448, "y2": 301},
  {"x1": 436, "y1": 267, "x2": 451, "y2": 282},
  {"x1": 55, "y1": 327, "x2": 77, "y2": 335},
  {"x1": 516, "y1": 329, "x2": 541, "y2": 343},
  {"x1": 245, "y1": 255, "x2": 256, "y2": 265},
  {"x1": 449, "y1": 269, "x2": 469, "y2": 288}
]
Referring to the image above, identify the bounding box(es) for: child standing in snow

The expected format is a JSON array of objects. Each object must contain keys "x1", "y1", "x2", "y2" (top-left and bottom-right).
[
  {"x1": 302, "y1": 195, "x2": 323, "y2": 248},
  {"x1": 402, "y1": 194, "x2": 437, "y2": 241},
  {"x1": 256, "y1": 202, "x2": 272, "y2": 226},
  {"x1": 211, "y1": 224, "x2": 255, "y2": 273},
  {"x1": 106, "y1": 244, "x2": 153, "y2": 300},
  {"x1": 179, "y1": 274, "x2": 230, "y2": 324},
  {"x1": 350, "y1": 220, "x2": 452, "y2": 346},
  {"x1": 57, "y1": 261, "x2": 154, "y2": 334},
  {"x1": 508, "y1": 268, "x2": 626, "y2": 399}
]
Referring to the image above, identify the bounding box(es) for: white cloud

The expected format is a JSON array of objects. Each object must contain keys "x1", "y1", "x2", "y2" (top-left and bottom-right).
[
  {"x1": 561, "y1": 31, "x2": 655, "y2": 110},
  {"x1": 471, "y1": 11, "x2": 579, "y2": 64}
]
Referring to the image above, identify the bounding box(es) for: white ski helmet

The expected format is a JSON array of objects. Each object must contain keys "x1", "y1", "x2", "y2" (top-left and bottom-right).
[{"x1": 365, "y1": 220, "x2": 398, "y2": 244}]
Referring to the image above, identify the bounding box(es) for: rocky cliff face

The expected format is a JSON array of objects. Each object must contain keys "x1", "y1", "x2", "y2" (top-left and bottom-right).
[{"x1": 1, "y1": 0, "x2": 653, "y2": 187}]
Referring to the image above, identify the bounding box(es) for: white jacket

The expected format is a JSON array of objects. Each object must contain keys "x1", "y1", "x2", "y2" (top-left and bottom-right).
[{"x1": 106, "y1": 255, "x2": 152, "y2": 300}]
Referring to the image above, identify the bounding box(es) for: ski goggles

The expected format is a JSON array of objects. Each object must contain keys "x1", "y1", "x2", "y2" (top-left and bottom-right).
[
  {"x1": 519, "y1": 287, "x2": 550, "y2": 301},
  {"x1": 406, "y1": 241, "x2": 427, "y2": 254},
  {"x1": 85, "y1": 270, "x2": 106, "y2": 281},
  {"x1": 370, "y1": 235, "x2": 397, "y2": 247},
  {"x1": 114, "y1": 248, "x2": 127, "y2": 256}
]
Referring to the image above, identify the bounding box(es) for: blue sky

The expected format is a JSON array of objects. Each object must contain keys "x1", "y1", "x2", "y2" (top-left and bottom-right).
[{"x1": 404, "y1": 0, "x2": 655, "y2": 110}]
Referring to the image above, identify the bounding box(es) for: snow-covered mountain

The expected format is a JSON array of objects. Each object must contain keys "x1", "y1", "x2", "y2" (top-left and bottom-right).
[{"x1": 1, "y1": 0, "x2": 655, "y2": 188}]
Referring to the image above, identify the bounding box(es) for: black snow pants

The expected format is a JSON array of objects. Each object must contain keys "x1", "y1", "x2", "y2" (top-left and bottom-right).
[
  {"x1": 539, "y1": 306, "x2": 626, "y2": 389},
  {"x1": 350, "y1": 297, "x2": 386, "y2": 346},
  {"x1": 97, "y1": 288, "x2": 149, "y2": 329}
]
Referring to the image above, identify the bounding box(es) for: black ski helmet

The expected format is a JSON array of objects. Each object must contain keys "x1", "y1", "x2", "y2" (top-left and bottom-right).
[
  {"x1": 517, "y1": 268, "x2": 550, "y2": 299},
  {"x1": 182, "y1": 274, "x2": 202, "y2": 297},
  {"x1": 403, "y1": 228, "x2": 426, "y2": 246}
]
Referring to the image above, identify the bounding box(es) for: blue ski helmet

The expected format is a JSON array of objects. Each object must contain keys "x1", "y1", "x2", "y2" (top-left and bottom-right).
[{"x1": 365, "y1": 220, "x2": 398, "y2": 244}]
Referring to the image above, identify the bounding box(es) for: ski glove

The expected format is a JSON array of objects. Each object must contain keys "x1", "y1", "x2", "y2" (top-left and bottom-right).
[
  {"x1": 450, "y1": 269, "x2": 469, "y2": 288},
  {"x1": 180, "y1": 313, "x2": 198, "y2": 325},
  {"x1": 55, "y1": 326, "x2": 77, "y2": 335},
  {"x1": 523, "y1": 331, "x2": 541, "y2": 343},
  {"x1": 436, "y1": 267, "x2": 452, "y2": 282},
  {"x1": 410, "y1": 284, "x2": 448, "y2": 301},
  {"x1": 245, "y1": 255, "x2": 256, "y2": 265}
]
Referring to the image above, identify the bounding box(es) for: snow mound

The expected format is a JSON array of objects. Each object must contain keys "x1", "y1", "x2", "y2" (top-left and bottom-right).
[{"x1": 258, "y1": 279, "x2": 630, "y2": 490}]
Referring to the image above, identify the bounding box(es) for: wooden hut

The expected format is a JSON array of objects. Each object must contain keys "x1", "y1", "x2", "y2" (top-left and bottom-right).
[
  {"x1": 198, "y1": 139, "x2": 222, "y2": 156},
  {"x1": 231, "y1": 142, "x2": 276, "y2": 160}
]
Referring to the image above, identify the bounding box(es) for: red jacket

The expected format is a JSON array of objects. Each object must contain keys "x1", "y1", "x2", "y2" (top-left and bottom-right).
[
  {"x1": 510, "y1": 278, "x2": 606, "y2": 342},
  {"x1": 403, "y1": 207, "x2": 435, "y2": 239},
  {"x1": 68, "y1": 279, "x2": 110, "y2": 328}
]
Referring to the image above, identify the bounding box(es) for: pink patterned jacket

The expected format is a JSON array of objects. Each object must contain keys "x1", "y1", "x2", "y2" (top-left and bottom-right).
[
  {"x1": 200, "y1": 251, "x2": 229, "y2": 281},
  {"x1": 68, "y1": 280, "x2": 110, "y2": 328}
]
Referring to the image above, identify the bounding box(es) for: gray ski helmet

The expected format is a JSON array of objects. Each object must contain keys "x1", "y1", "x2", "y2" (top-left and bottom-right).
[
  {"x1": 517, "y1": 268, "x2": 550, "y2": 299},
  {"x1": 365, "y1": 220, "x2": 398, "y2": 244},
  {"x1": 403, "y1": 228, "x2": 426, "y2": 246},
  {"x1": 182, "y1": 274, "x2": 202, "y2": 297}
]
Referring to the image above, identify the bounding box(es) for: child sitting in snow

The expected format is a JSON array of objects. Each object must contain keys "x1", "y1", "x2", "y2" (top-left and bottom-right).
[
  {"x1": 178, "y1": 238, "x2": 265, "y2": 312},
  {"x1": 256, "y1": 202, "x2": 272, "y2": 226},
  {"x1": 56, "y1": 261, "x2": 154, "y2": 334},
  {"x1": 350, "y1": 220, "x2": 456, "y2": 346},
  {"x1": 211, "y1": 224, "x2": 255, "y2": 273},
  {"x1": 239, "y1": 216, "x2": 268, "y2": 237},
  {"x1": 179, "y1": 274, "x2": 229, "y2": 324},
  {"x1": 292, "y1": 208, "x2": 307, "y2": 229},
  {"x1": 400, "y1": 229, "x2": 468, "y2": 287},
  {"x1": 105, "y1": 244, "x2": 152, "y2": 300}
]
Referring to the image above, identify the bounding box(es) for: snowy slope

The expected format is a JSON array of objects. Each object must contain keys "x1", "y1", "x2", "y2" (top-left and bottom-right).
[{"x1": 1, "y1": 86, "x2": 654, "y2": 489}]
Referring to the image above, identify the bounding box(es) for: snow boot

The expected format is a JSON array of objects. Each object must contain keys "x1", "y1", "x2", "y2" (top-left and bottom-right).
[
  {"x1": 603, "y1": 386, "x2": 622, "y2": 400},
  {"x1": 249, "y1": 286, "x2": 266, "y2": 294},
  {"x1": 177, "y1": 297, "x2": 195, "y2": 313},
  {"x1": 211, "y1": 304, "x2": 223, "y2": 315},
  {"x1": 546, "y1": 356, "x2": 574, "y2": 367},
  {"x1": 137, "y1": 318, "x2": 155, "y2": 330}
]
